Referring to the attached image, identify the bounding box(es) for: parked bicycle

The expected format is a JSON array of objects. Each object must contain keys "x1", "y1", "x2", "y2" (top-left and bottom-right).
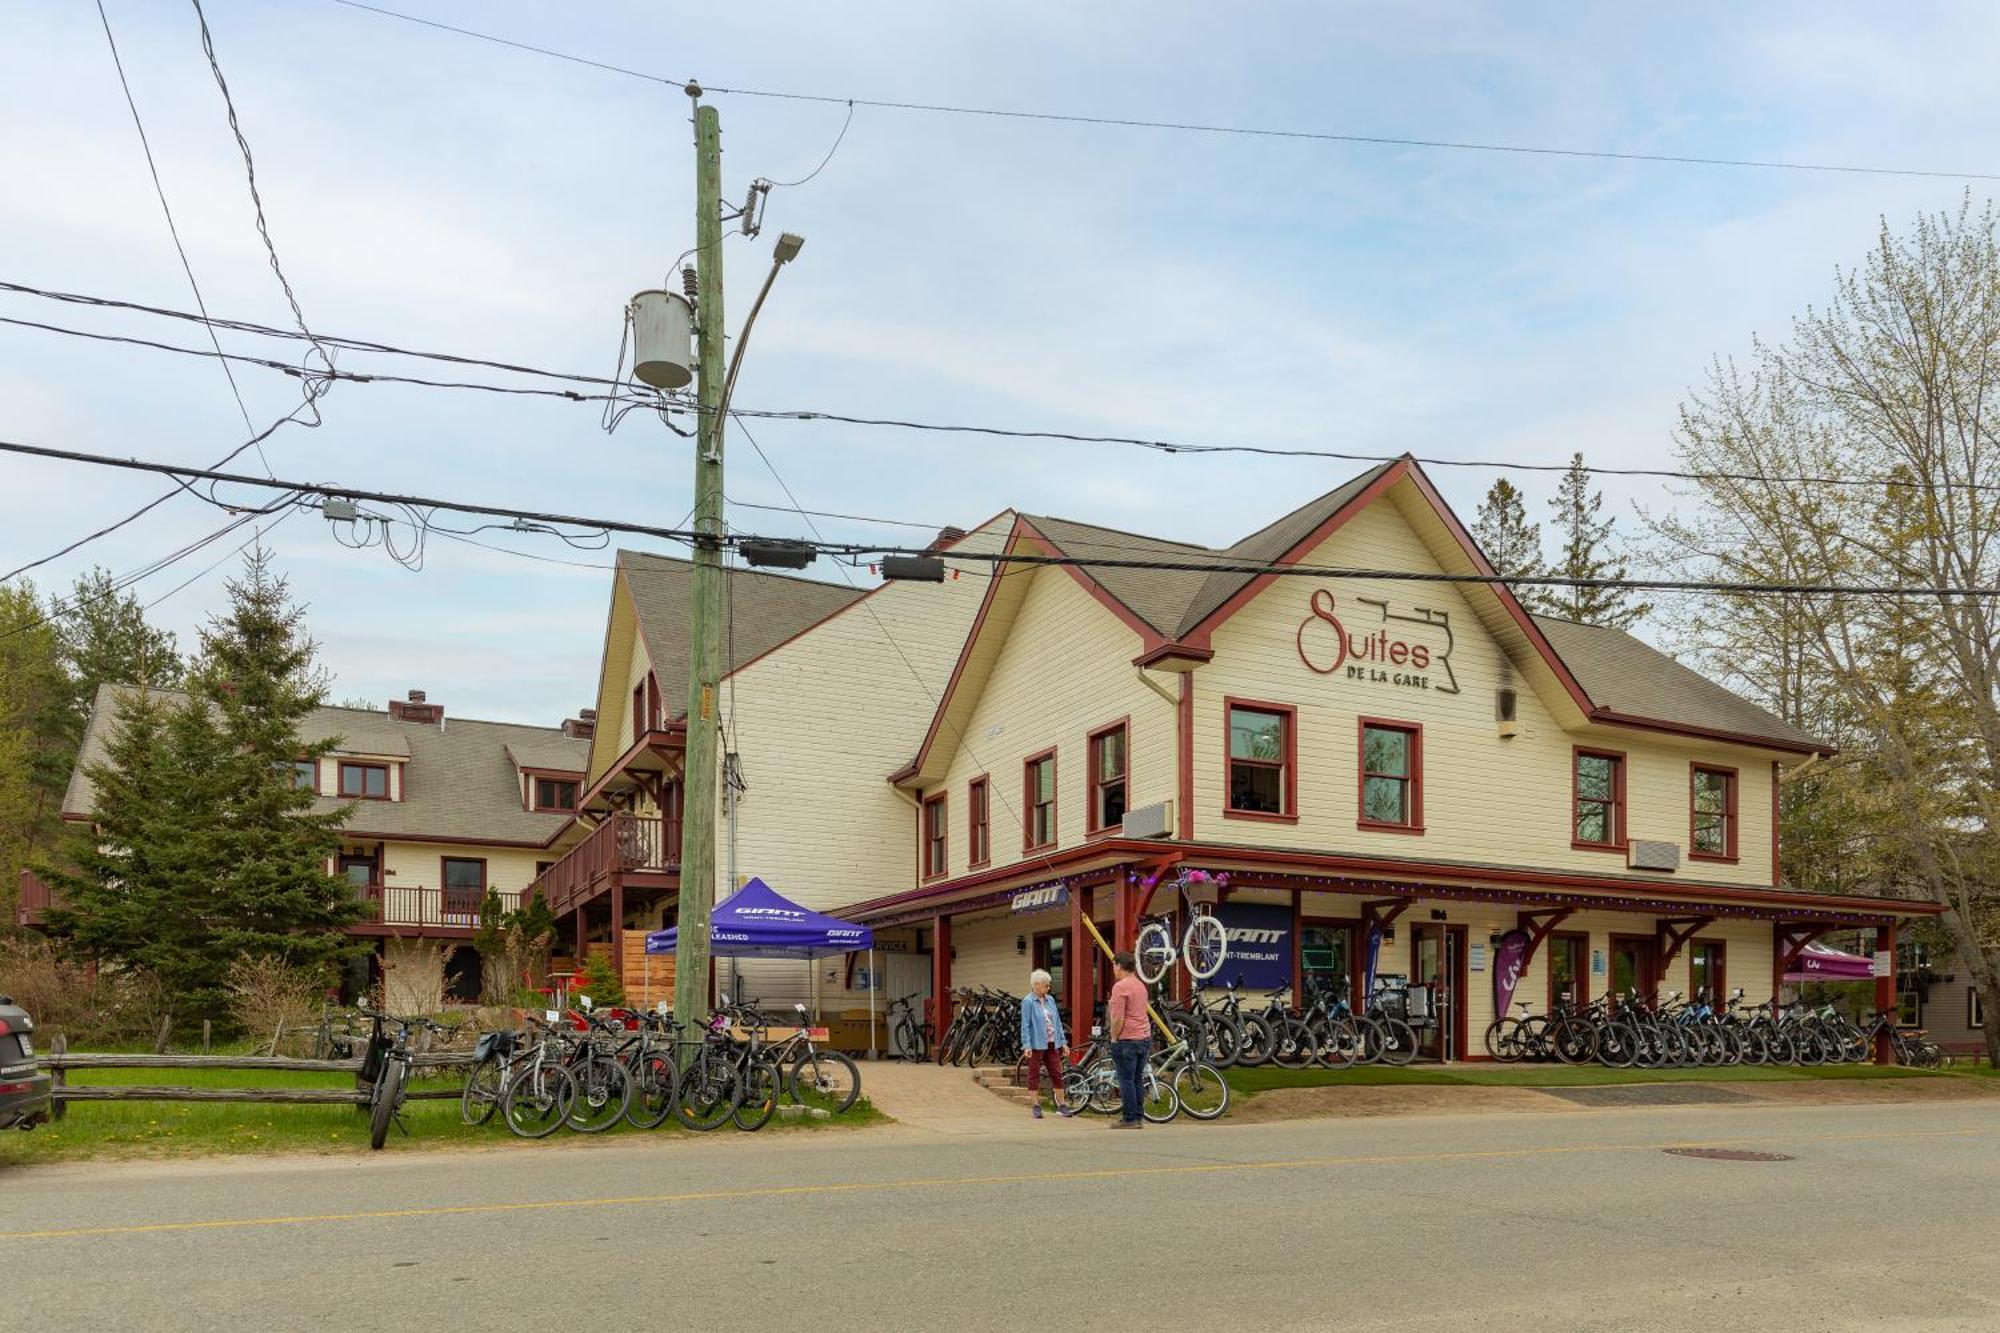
[
  {"x1": 356, "y1": 1006, "x2": 447, "y2": 1150},
  {"x1": 888, "y1": 991, "x2": 932, "y2": 1062}
]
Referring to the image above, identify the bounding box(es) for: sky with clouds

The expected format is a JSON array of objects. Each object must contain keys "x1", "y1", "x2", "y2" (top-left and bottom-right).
[{"x1": 3, "y1": 2, "x2": 1995, "y2": 725}]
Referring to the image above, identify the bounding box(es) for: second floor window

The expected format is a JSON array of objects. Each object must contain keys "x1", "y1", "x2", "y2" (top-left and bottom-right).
[
  {"x1": 922, "y1": 793, "x2": 948, "y2": 878},
  {"x1": 339, "y1": 762, "x2": 389, "y2": 800},
  {"x1": 968, "y1": 777, "x2": 990, "y2": 866},
  {"x1": 1089, "y1": 723, "x2": 1128, "y2": 833},
  {"x1": 1358, "y1": 720, "x2": 1421, "y2": 830},
  {"x1": 289, "y1": 759, "x2": 317, "y2": 792},
  {"x1": 532, "y1": 777, "x2": 579, "y2": 812},
  {"x1": 1691, "y1": 766, "x2": 1738, "y2": 859},
  {"x1": 1025, "y1": 751, "x2": 1056, "y2": 850},
  {"x1": 1227, "y1": 703, "x2": 1292, "y2": 817},
  {"x1": 1573, "y1": 750, "x2": 1625, "y2": 848}
]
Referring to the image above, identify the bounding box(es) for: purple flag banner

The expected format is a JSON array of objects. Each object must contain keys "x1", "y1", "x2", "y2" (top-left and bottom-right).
[{"x1": 1492, "y1": 929, "x2": 1531, "y2": 1018}]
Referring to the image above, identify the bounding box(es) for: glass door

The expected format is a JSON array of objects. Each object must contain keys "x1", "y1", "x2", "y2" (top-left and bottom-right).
[
  {"x1": 1610, "y1": 937, "x2": 1655, "y2": 1004},
  {"x1": 1411, "y1": 925, "x2": 1464, "y2": 1061}
]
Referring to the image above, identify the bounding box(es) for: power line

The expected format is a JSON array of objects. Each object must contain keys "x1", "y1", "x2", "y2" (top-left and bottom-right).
[
  {"x1": 10, "y1": 278, "x2": 1991, "y2": 496},
  {"x1": 95, "y1": 0, "x2": 265, "y2": 468},
  {"x1": 6, "y1": 435, "x2": 1998, "y2": 599},
  {"x1": 332, "y1": 0, "x2": 2000, "y2": 183}
]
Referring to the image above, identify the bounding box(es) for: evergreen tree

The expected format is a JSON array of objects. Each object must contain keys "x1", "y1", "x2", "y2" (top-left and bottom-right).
[
  {"x1": 1544, "y1": 453, "x2": 1652, "y2": 628},
  {"x1": 576, "y1": 948, "x2": 626, "y2": 1008},
  {"x1": 58, "y1": 567, "x2": 183, "y2": 724},
  {"x1": 0, "y1": 583, "x2": 74, "y2": 928},
  {"x1": 44, "y1": 549, "x2": 362, "y2": 1021},
  {"x1": 1469, "y1": 478, "x2": 1549, "y2": 613}
]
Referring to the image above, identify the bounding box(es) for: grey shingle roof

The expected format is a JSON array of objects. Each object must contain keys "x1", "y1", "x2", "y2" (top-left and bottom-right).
[
  {"x1": 65, "y1": 686, "x2": 590, "y2": 846},
  {"x1": 1532, "y1": 615, "x2": 1826, "y2": 752},
  {"x1": 1023, "y1": 462, "x2": 1395, "y2": 640},
  {"x1": 619, "y1": 551, "x2": 864, "y2": 718}
]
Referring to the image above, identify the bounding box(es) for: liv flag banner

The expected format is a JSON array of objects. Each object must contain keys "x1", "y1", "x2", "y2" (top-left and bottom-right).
[{"x1": 1491, "y1": 929, "x2": 1531, "y2": 1018}]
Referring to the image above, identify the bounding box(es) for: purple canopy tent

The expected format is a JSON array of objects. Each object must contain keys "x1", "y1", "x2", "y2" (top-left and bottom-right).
[
  {"x1": 1784, "y1": 940, "x2": 1875, "y2": 982},
  {"x1": 645, "y1": 878, "x2": 878, "y2": 1053},
  {"x1": 645, "y1": 877, "x2": 872, "y2": 959}
]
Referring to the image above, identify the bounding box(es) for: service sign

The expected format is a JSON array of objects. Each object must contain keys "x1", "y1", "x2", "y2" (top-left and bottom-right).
[{"x1": 1295, "y1": 589, "x2": 1461, "y2": 695}]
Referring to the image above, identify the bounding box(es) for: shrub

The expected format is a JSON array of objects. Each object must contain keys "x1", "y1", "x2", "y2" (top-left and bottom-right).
[
  {"x1": 0, "y1": 935, "x2": 175, "y2": 1047},
  {"x1": 225, "y1": 954, "x2": 333, "y2": 1045},
  {"x1": 575, "y1": 949, "x2": 626, "y2": 1008}
]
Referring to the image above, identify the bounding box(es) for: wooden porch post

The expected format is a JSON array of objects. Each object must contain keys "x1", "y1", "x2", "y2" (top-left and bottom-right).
[
  {"x1": 573, "y1": 905, "x2": 587, "y2": 961},
  {"x1": 932, "y1": 912, "x2": 954, "y2": 1047},
  {"x1": 609, "y1": 875, "x2": 625, "y2": 994},
  {"x1": 1069, "y1": 883, "x2": 1095, "y2": 1039},
  {"x1": 1873, "y1": 921, "x2": 1897, "y2": 1065}
]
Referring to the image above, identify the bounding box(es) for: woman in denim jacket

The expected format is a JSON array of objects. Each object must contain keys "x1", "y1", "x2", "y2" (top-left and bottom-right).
[{"x1": 1019, "y1": 969, "x2": 1074, "y2": 1118}]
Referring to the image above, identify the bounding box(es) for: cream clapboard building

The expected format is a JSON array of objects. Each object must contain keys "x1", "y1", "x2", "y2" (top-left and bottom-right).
[{"x1": 530, "y1": 457, "x2": 1932, "y2": 1054}]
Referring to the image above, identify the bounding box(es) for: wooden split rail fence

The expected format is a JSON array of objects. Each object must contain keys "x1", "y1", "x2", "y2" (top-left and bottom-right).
[{"x1": 38, "y1": 1035, "x2": 477, "y2": 1118}]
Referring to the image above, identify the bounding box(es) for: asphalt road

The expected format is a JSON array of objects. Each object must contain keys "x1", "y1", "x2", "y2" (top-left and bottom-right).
[{"x1": 4, "y1": 1101, "x2": 1997, "y2": 1332}]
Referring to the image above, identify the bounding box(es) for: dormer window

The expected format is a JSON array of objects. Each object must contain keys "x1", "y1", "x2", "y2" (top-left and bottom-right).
[
  {"x1": 339, "y1": 761, "x2": 390, "y2": 800},
  {"x1": 532, "y1": 777, "x2": 579, "y2": 813}
]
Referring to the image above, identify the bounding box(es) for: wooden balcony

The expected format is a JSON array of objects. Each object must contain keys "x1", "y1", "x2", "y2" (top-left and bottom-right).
[
  {"x1": 351, "y1": 883, "x2": 521, "y2": 935},
  {"x1": 530, "y1": 810, "x2": 682, "y2": 918}
]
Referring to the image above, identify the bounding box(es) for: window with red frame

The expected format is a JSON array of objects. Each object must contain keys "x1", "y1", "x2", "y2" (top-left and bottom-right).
[
  {"x1": 339, "y1": 762, "x2": 389, "y2": 800},
  {"x1": 968, "y1": 777, "x2": 990, "y2": 867},
  {"x1": 922, "y1": 793, "x2": 948, "y2": 879},
  {"x1": 1691, "y1": 766, "x2": 1737, "y2": 858},
  {"x1": 1358, "y1": 721, "x2": 1421, "y2": 829},
  {"x1": 1024, "y1": 752, "x2": 1056, "y2": 849},
  {"x1": 532, "y1": 777, "x2": 579, "y2": 813},
  {"x1": 1573, "y1": 750, "x2": 1625, "y2": 847},
  {"x1": 1088, "y1": 724, "x2": 1128, "y2": 833},
  {"x1": 1227, "y1": 705, "x2": 1290, "y2": 815}
]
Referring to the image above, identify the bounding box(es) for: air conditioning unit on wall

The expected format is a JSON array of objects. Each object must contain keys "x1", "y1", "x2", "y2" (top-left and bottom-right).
[
  {"x1": 1627, "y1": 840, "x2": 1681, "y2": 872},
  {"x1": 1122, "y1": 800, "x2": 1172, "y2": 839}
]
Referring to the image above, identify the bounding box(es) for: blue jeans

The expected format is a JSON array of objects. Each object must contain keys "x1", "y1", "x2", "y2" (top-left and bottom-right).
[{"x1": 1111, "y1": 1039, "x2": 1149, "y2": 1123}]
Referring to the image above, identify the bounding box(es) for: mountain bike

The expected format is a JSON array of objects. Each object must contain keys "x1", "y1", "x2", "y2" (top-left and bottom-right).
[
  {"x1": 888, "y1": 991, "x2": 932, "y2": 1062},
  {"x1": 356, "y1": 1006, "x2": 445, "y2": 1150},
  {"x1": 769, "y1": 1002, "x2": 862, "y2": 1114},
  {"x1": 1133, "y1": 870, "x2": 1228, "y2": 986},
  {"x1": 500, "y1": 1016, "x2": 578, "y2": 1139},
  {"x1": 460, "y1": 1024, "x2": 528, "y2": 1126},
  {"x1": 562, "y1": 1001, "x2": 635, "y2": 1132}
]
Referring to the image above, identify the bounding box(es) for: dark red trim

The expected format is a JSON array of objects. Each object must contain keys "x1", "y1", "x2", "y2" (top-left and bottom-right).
[
  {"x1": 1085, "y1": 716, "x2": 1131, "y2": 837},
  {"x1": 1686, "y1": 936, "x2": 1726, "y2": 1005},
  {"x1": 1769, "y1": 759, "x2": 1782, "y2": 886},
  {"x1": 1689, "y1": 762, "x2": 1740, "y2": 863},
  {"x1": 967, "y1": 774, "x2": 991, "y2": 870},
  {"x1": 344, "y1": 828, "x2": 558, "y2": 850},
  {"x1": 1547, "y1": 930, "x2": 1590, "y2": 1009},
  {"x1": 1570, "y1": 746, "x2": 1628, "y2": 852},
  {"x1": 1222, "y1": 696, "x2": 1298, "y2": 824},
  {"x1": 1023, "y1": 747, "x2": 1058, "y2": 852},
  {"x1": 439, "y1": 854, "x2": 488, "y2": 916},
  {"x1": 1014, "y1": 516, "x2": 1169, "y2": 649},
  {"x1": 1356, "y1": 716, "x2": 1424, "y2": 834},
  {"x1": 1608, "y1": 932, "x2": 1659, "y2": 999},
  {"x1": 1176, "y1": 675, "x2": 1195, "y2": 840},
  {"x1": 527, "y1": 772, "x2": 582, "y2": 814},
  {"x1": 1654, "y1": 915, "x2": 1716, "y2": 974},
  {"x1": 1179, "y1": 459, "x2": 1412, "y2": 647},
  {"x1": 1588, "y1": 707, "x2": 1829, "y2": 757},
  {"x1": 1133, "y1": 642, "x2": 1213, "y2": 669}
]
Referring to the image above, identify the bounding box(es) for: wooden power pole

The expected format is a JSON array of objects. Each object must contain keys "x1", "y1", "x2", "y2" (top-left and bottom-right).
[{"x1": 674, "y1": 92, "x2": 725, "y2": 1037}]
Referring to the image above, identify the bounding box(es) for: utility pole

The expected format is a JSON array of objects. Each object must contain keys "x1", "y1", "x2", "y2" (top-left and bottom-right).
[{"x1": 674, "y1": 87, "x2": 725, "y2": 1036}]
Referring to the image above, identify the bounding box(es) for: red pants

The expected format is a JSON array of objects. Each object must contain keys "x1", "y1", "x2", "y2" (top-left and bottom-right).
[{"x1": 1024, "y1": 1044, "x2": 1065, "y2": 1093}]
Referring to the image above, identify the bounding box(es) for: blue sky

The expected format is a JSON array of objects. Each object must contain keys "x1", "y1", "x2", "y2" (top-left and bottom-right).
[{"x1": 3, "y1": 2, "x2": 1995, "y2": 724}]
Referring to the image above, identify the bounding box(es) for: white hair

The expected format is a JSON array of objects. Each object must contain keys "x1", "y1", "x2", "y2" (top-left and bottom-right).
[{"x1": 1029, "y1": 968, "x2": 1053, "y2": 988}]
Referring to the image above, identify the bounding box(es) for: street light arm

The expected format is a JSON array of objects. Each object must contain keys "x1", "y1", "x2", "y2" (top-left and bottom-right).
[{"x1": 715, "y1": 253, "x2": 787, "y2": 439}]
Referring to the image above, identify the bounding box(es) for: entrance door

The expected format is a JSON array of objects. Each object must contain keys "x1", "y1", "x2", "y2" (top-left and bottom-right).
[
  {"x1": 1610, "y1": 936, "x2": 1656, "y2": 1003},
  {"x1": 1411, "y1": 924, "x2": 1466, "y2": 1061},
  {"x1": 338, "y1": 851, "x2": 379, "y2": 887},
  {"x1": 1033, "y1": 932, "x2": 1067, "y2": 1011}
]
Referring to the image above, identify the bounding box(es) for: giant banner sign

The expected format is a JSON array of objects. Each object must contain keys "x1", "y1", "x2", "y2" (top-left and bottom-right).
[{"x1": 1211, "y1": 902, "x2": 1293, "y2": 991}]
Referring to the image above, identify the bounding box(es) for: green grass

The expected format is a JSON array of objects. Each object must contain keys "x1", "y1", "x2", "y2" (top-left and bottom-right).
[
  {"x1": 1225, "y1": 1062, "x2": 1950, "y2": 1097},
  {"x1": 0, "y1": 1060, "x2": 883, "y2": 1168}
]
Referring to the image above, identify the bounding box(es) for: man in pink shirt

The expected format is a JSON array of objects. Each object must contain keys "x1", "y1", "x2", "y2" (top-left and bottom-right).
[{"x1": 1107, "y1": 952, "x2": 1152, "y2": 1127}]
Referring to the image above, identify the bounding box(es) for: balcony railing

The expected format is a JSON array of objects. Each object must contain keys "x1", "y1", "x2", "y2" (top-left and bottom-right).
[
  {"x1": 530, "y1": 810, "x2": 682, "y2": 917},
  {"x1": 353, "y1": 883, "x2": 521, "y2": 931}
]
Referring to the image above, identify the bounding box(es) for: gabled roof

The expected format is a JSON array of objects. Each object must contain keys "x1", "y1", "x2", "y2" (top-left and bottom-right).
[
  {"x1": 618, "y1": 551, "x2": 864, "y2": 721},
  {"x1": 65, "y1": 685, "x2": 589, "y2": 846},
  {"x1": 893, "y1": 457, "x2": 1825, "y2": 785}
]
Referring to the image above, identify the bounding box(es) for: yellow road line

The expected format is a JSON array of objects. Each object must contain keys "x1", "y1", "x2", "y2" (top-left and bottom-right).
[{"x1": 1, "y1": 1125, "x2": 1985, "y2": 1242}]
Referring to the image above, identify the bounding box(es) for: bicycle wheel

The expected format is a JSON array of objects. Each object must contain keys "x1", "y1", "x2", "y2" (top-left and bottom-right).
[
  {"x1": 733, "y1": 1061, "x2": 779, "y2": 1131},
  {"x1": 566, "y1": 1056, "x2": 632, "y2": 1133},
  {"x1": 1172, "y1": 1062, "x2": 1229, "y2": 1120},
  {"x1": 1236, "y1": 1015, "x2": 1273, "y2": 1067},
  {"x1": 625, "y1": 1053, "x2": 678, "y2": 1130},
  {"x1": 459, "y1": 1057, "x2": 503, "y2": 1127},
  {"x1": 1084, "y1": 1059, "x2": 1122, "y2": 1115},
  {"x1": 1134, "y1": 921, "x2": 1175, "y2": 986},
  {"x1": 369, "y1": 1059, "x2": 404, "y2": 1150},
  {"x1": 1484, "y1": 1017, "x2": 1524, "y2": 1063},
  {"x1": 894, "y1": 1020, "x2": 924, "y2": 1063},
  {"x1": 1372, "y1": 1017, "x2": 1419, "y2": 1066},
  {"x1": 502, "y1": 1063, "x2": 575, "y2": 1139},
  {"x1": 1182, "y1": 915, "x2": 1227, "y2": 981},
  {"x1": 1140, "y1": 1071, "x2": 1180, "y2": 1123},
  {"x1": 1597, "y1": 1021, "x2": 1640, "y2": 1068},
  {"x1": 674, "y1": 1051, "x2": 741, "y2": 1132},
  {"x1": 1062, "y1": 1067, "x2": 1098, "y2": 1113},
  {"x1": 791, "y1": 1050, "x2": 861, "y2": 1114},
  {"x1": 1271, "y1": 1018, "x2": 1315, "y2": 1069}
]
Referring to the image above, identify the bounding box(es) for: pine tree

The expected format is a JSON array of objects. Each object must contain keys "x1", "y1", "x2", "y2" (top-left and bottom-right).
[
  {"x1": 0, "y1": 582, "x2": 74, "y2": 929},
  {"x1": 1545, "y1": 453, "x2": 1652, "y2": 628},
  {"x1": 576, "y1": 947, "x2": 626, "y2": 1008},
  {"x1": 58, "y1": 567, "x2": 182, "y2": 724},
  {"x1": 1469, "y1": 478, "x2": 1548, "y2": 613}
]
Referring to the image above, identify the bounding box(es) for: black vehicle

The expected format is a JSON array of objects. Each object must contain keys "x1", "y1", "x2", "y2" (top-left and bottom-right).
[{"x1": 0, "y1": 994, "x2": 54, "y2": 1131}]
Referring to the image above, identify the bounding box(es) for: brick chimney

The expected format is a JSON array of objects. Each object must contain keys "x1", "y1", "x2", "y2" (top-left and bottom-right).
[
  {"x1": 388, "y1": 689, "x2": 443, "y2": 724},
  {"x1": 561, "y1": 707, "x2": 597, "y2": 739},
  {"x1": 925, "y1": 525, "x2": 967, "y2": 554}
]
